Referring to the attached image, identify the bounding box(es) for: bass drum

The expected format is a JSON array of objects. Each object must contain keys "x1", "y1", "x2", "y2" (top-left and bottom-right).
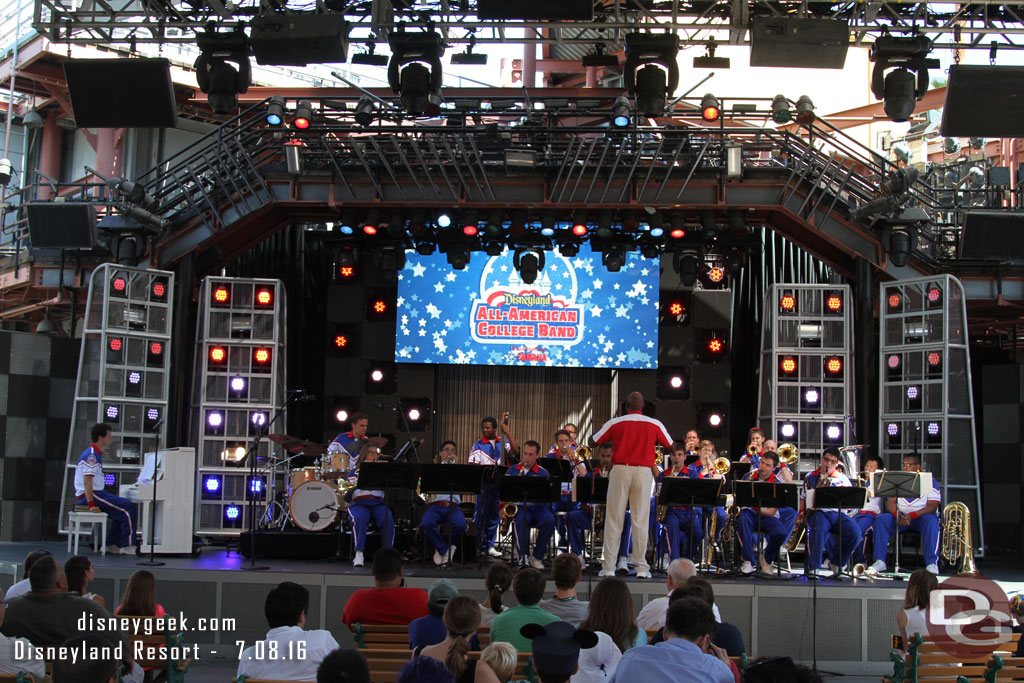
[{"x1": 289, "y1": 480, "x2": 342, "y2": 531}]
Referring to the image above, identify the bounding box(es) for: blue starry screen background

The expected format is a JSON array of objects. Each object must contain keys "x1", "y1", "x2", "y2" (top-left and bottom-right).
[{"x1": 395, "y1": 244, "x2": 660, "y2": 368}]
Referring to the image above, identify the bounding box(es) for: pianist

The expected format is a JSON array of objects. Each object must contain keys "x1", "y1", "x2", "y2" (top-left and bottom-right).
[{"x1": 75, "y1": 423, "x2": 137, "y2": 555}]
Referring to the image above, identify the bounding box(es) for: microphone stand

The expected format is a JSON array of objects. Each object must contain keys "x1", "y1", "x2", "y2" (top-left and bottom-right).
[
  {"x1": 241, "y1": 392, "x2": 302, "y2": 571},
  {"x1": 137, "y1": 419, "x2": 165, "y2": 567},
  {"x1": 381, "y1": 397, "x2": 421, "y2": 543}
]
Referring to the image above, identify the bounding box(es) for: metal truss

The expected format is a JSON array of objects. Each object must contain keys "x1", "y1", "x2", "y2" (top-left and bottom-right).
[{"x1": 31, "y1": 0, "x2": 1024, "y2": 50}]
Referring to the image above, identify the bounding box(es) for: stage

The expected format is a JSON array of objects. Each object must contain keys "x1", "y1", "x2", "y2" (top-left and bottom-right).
[{"x1": 3, "y1": 541, "x2": 1021, "y2": 673}]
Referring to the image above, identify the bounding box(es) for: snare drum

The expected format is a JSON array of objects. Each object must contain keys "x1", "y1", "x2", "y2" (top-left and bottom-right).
[
  {"x1": 289, "y1": 480, "x2": 343, "y2": 532},
  {"x1": 324, "y1": 450, "x2": 349, "y2": 473},
  {"x1": 289, "y1": 467, "x2": 320, "y2": 494}
]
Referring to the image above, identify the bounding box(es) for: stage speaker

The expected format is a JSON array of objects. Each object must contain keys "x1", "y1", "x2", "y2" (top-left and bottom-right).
[
  {"x1": 960, "y1": 212, "x2": 1024, "y2": 263},
  {"x1": 63, "y1": 58, "x2": 177, "y2": 128},
  {"x1": 26, "y1": 203, "x2": 97, "y2": 249},
  {"x1": 250, "y1": 12, "x2": 349, "y2": 66},
  {"x1": 749, "y1": 17, "x2": 849, "y2": 69},
  {"x1": 477, "y1": 0, "x2": 592, "y2": 19},
  {"x1": 940, "y1": 65, "x2": 1024, "y2": 138}
]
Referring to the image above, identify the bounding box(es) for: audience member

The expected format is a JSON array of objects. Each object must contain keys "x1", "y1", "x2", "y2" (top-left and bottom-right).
[
  {"x1": 397, "y1": 656, "x2": 456, "y2": 683},
  {"x1": 410, "y1": 579, "x2": 481, "y2": 651},
  {"x1": 316, "y1": 648, "x2": 370, "y2": 683},
  {"x1": 480, "y1": 642, "x2": 517, "y2": 683},
  {"x1": 897, "y1": 569, "x2": 939, "y2": 650},
  {"x1": 610, "y1": 598, "x2": 732, "y2": 682},
  {"x1": 52, "y1": 634, "x2": 120, "y2": 683},
  {"x1": 539, "y1": 554, "x2": 589, "y2": 627},
  {"x1": 491, "y1": 568, "x2": 559, "y2": 653},
  {"x1": 341, "y1": 548, "x2": 428, "y2": 627},
  {"x1": 579, "y1": 577, "x2": 645, "y2": 653},
  {"x1": 741, "y1": 656, "x2": 822, "y2": 683},
  {"x1": 520, "y1": 621, "x2": 598, "y2": 683},
  {"x1": 636, "y1": 559, "x2": 720, "y2": 628},
  {"x1": 5, "y1": 550, "x2": 51, "y2": 601},
  {"x1": 0, "y1": 586, "x2": 46, "y2": 681},
  {"x1": 570, "y1": 631, "x2": 621, "y2": 683},
  {"x1": 237, "y1": 581, "x2": 340, "y2": 682},
  {"x1": 65, "y1": 555, "x2": 106, "y2": 608},
  {"x1": 650, "y1": 580, "x2": 745, "y2": 657},
  {"x1": 417, "y1": 596, "x2": 500, "y2": 683},
  {"x1": 479, "y1": 562, "x2": 513, "y2": 627},
  {"x1": 114, "y1": 570, "x2": 166, "y2": 617}
]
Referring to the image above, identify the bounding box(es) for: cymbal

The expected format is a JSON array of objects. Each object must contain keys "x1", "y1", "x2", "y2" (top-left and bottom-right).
[
  {"x1": 366, "y1": 436, "x2": 388, "y2": 448},
  {"x1": 268, "y1": 433, "x2": 304, "y2": 449},
  {"x1": 268, "y1": 434, "x2": 326, "y2": 457}
]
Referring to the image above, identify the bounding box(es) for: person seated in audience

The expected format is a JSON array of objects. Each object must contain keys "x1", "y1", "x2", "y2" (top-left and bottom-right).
[
  {"x1": 65, "y1": 555, "x2": 106, "y2": 608},
  {"x1": 538, "y1": 553, "x2": 589, "y2": 627},
  {"x1": 490, "y1": 568, "x2": 559, "y2": 653},
  {"x1": 398, "y1": 656, "x2": 456, "y2": 683},
  {"x1": 580, "y1": 577, "x2": 646, "y2": 653},
  {"x1": 636, "y1": 558, "x2": 720, "y2": 628},
  {"x1": 897, "y1": 569, "x2": 938, "y2": 652},
  {"x1": 6, "y1": 549, "x2": 52, "y2": 601},
  {"x1": 480, "y1": 642, "x2": 517, "y2": 683},
  {"x1": 609, "y1": 598, "x2": 733, "y2": 682},
  {"x1": 649, "y1": 581, "x2": 745, "y2": 659},
  {"x1": 478, "y1": 562, "x2": 513, "y2": 627},
  {"x1": 570, "y1": 631, "x2": 621, "y2": 683},
  {"x1": 2, "y1": 556, "x2": 143, "y2": 683},
  {"x1": 341, "y1": 547, "x2": 428, "y2": 628},
  {"x1": 521, "y1": 621, "x2": 598, "y2": 683},
  {"x1": 416, "y1": 596, "x2": 501, "y2": 683},
  {"x1": 52, "y1": 634, "x2": 120, "y2": 683},
  {"x1": 316, "y1": 648, "x2": 370, "y2": 683},
  {"x1": 410, "y1": 580, "x2": 480, "y2": 651},
  {"x1": 0, "y1": 587, "x2": 47, "y2": 681},
  {"x1": 114, "y1": 570, "x2": 165, "y2": 617},
  {"x1": 237, "y1": 581, "x2": 340, "y2": 682},
  {"x1": 740, "y1": 656, "x2": 823, "y2": 683}
]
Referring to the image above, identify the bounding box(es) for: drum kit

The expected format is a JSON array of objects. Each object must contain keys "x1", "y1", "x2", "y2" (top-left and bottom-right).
[{"x1": 261, "y1": 433, "x2": 385, "y2": 532}]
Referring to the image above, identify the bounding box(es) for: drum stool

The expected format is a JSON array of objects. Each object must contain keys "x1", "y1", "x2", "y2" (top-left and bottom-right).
[{"x1": 68, "y1": 507, "x2": 108, "y2": 555}]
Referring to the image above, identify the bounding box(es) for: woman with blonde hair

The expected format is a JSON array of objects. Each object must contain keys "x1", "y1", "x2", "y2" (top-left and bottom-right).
[
  {"x1": 418, "y1": 596, "x2": 500, "y2": 683},
  {"x1": 580, "y1": 577, "x2": 646, "y2": 653},
  {"x1": 480, "y1": 642, "x2": 517, "y2": 683},
  {"x1": 115, "y1": 569, "x2": 166, "y2": 617},
  {"x1": 898, "y1": 568, "x2": 939, "y2": 649}
]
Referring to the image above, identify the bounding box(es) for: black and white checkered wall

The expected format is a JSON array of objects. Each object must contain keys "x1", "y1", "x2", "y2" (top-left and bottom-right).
[{"x1": 979, "y1": 363, "x2": 1024, "y2": 559}]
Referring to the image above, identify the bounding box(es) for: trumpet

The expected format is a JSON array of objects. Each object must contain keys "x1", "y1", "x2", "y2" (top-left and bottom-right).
[
  {"x1": 778, "y1": 443, "x2": 799, "y2": 467},
  {"x1": 747, "y1": 444, "x2": 760, "y2": 457},
  {"x1": 712, "y1": 457, "x2": 731, "y2": 475},
  {"x1": 499, "y1": 503, "x2": 518, "y2": 537}
]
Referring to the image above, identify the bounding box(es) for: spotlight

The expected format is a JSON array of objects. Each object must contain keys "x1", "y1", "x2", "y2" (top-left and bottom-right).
[
  {"x1": 514, "y1": 249, "x2": 545, "y2": 285},
  {"x1": 105, "y1": 404, "x2": 120, "y2": 420},
  {"x1": 795, "y1": 95, "x2": 816, "y2": 125},
  {"x1": 887, "y1": 227, "x2": 912, "y2": 267},
  {"x1": 623, "y1": 32, "x2": 680, "y2": 118},
  {"x1": 362, "y1": 210, "x2": 380, "y2": 236},
  {"x1": 212, "y1": 285, "x2": 230, "y2": 306},
  {"x1": 209, "y1": 346, "x2": 227, "y2": 366},
  {"x1": 461, "y1": 210, "x2": 479, "y2": 236},
  {"x1": 111, "y1": 275, "x2": 128, "y2": 296},
  {"x1": 446, "y1": 245, "x2": 470, "y2": 270},
  {"x1": 331, "y1": 398, "x2": 358, "y2": 426},
  {"x1": 557, "y1": 237, "x2": 580, "y2": 258},
  {"x1": 943, "y1": 137, "x2": 961, "y2": 156},
  {"x1": 825, "y1": 294, "x2": 843, "y2": 312},
  {"x1": 779, "y1": 355, "x2": 797, "y2": 376},
  {"x1": 387, "y1": 29, "x2": 445, "y2": 116},
  {"x1": 824, "y1": 356, "x2": 843, "y2": 377},
  {"x1": 365, "y1": 362, "x2": 397, "y2": 394},
  {"x1": 252, "y1": 347, "x2": 272, "y2": 369},
  {"x1": 656, "y1": 365, "x2": 691, "y2": 400},
  {"x1": 887, "y1": 293, "x2": 901, "y2": 310},
  {"x1": 194, "y1": 29, "x2": 251, "y2": 115},
  {"x1": 870, "y1": 35, "x2": 937, "y2": 123},
  {"x1": 225, "y1": 505, "x2": 241, "y2": 523},
  {"x1": 612, "y1": 96, "x2": 631, "y2": 127},
  {"x1": 206, "y1": 410, "x2": 225, "y2": 435},
  {"x1": 698, "y1": 330, "x2": 728, "y2": 363},
  {"x1": 887, "y1": 422, "x2": 899, "y2": 437},
  {"x1": 770, "y1": 95, "x2": 791, "y2": 124},
  {"x1": 674, "y1": 251, "x2": 700, "y2": 287},
  {"x1": 698, "y1": 403, "x2": 728, "y2": 435},
  {"x1": 255, "y1": 288, "x2": 273, "y2": 307},
  {"x1": 601, "y1": 248, "x2": 625, "y2": 273},
  {"x1": 926, "y1": 285, "x2": 942, "y2": 305},
  {"x1": 700, "y1": 93, "x2": 720, "y2": 122},
  {"x1": 659, "y1": 292, "x2": 691, "y2": 326},
  {"x1": 250, "y1": 411, "x2": 268, "y2": 434},
  {"x1": 151, "y1": 278, "x2": 169, "y2": 302},
  {"x1": 266, "y1": 95, "x2": 285, "y2": 125},
  {"x1": 825, "y1": 424, "x2": 842, "y2": 441},
  {"x1": 293, "y1": 100, "x2": 313, "y2": 129},
  {"x1": 335, "y1": 248, "x2": 356, "y2": 281},
  {"x1": 354, "y1": 96, "x2": 376, "y2": 126},
  {"x1": 398, "y1": 397, "x2": 431, "y2": 430},
  {"x1": 146, "y1": 340, "x2": 164, "y2": 367},
  {"x1": 204, "y1": 476, "x2": 222, "y2": 495},
  {"x1": 780, "y1": 423, "x2": 796, "y2": 439}
]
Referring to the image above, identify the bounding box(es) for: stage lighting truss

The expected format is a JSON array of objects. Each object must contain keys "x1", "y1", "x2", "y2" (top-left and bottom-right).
[
  {"x1": 869, "y1": 35, "x2": 939, "y2": 123},
  {"x1": 387, "y1": 28, "x2": 445, "y2": 116},
  {"x1": 623, "y1": 32, "x2": 680, "y2": 118}
]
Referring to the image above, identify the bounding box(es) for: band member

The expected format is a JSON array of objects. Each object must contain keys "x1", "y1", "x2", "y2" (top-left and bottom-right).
[
  {"x1": 592, "y1": 392, "x2": 673, "y2": 579},
  {"x1": 840, "y1": 454, "x2": 885, "y2": 565},
  {"x1": 347, "y1": 444, "x2": 395, "y2": 567},
  {"x1": 549, "y1": 429, "x2": 587, "y2": 546},
  {"x1": 737, "y1": 451, "x2": 795, "y2": 575},
  {"x1": 563, "y1": 423, "x2": 579, "y2": 448},
  {"x1": 505, "y1": 441, "x2": 554, "y2": 569},
  {"x1": 567, "y1": 445, "x2": 631, "y2": 568},
  {"x1": 869, "y1": 453, "x2": 941, "y2": 575},
  {"x1": 420, "y1": 441, "x2": 466, "y2": 566},
  {"x1": 469, "y1": 414, "x2": 520, "y2": 558},
  {"x1": 740, "y1": 427, "x2": 765, "y2": 466},
  {"x1": 804, "y1": 447, "x2": 863, "y2": 573},
  {"x1": 659, "y1": 447, "x2": 703, "y2": 564},
  {"x1": 762, "y1": 439, "x2": 794, "y2": 483},
  {"x1": 688, "y1": 440, "x2": 728, "y2": 543},
  {"x1": 74, "y1": 423, "x2": 136, "y2": 553},
  {"x1": 328, "y1": 412, "x2": 371, "y2": 464},
  {"x1": 683, "y1": 429, "x2": 700, "y2": 455}
]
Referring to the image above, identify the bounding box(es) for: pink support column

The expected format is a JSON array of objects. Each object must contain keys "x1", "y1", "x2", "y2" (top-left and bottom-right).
[
  {"x1": 93, "y1": 127, "x2": 117, "y2": 179},
  {"x1": 523, "y1": 42, "x2": 536, "y2": 89},
  {"x1": 39, "y1": 114, "x2": 61, "y2": 200},
  {"x1": 586, "y1": 67, "x2": 597, "y2": 88}
]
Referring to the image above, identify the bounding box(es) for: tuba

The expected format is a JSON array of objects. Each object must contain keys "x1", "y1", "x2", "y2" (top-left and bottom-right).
[
  {"x1": 838, "y1": 445, "x2": 864, "y2": 480},
  {"x1": 778, "y1": 443, "x2": 799, "y2": 468},
  {"x1": 941, "y1": 501, "x2": 978, "y2": 574}
]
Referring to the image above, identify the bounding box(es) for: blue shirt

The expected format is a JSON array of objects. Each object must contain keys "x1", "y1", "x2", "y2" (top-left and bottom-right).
[
  {"x1": 610, "y1": 637, "x2": 733, "y2": 683},
  {"x1": 329, "y1": 431, "x2": 364, "y2": 458},
  {"x1": 74, "y1": 445, "x2": 104, "y2": 497},
  {"x1": 469, "y1": 438, "x2": 510, "y2": 466},
  {"x1": 408, "y1": 614, "x2": 480, "y2": 651}
]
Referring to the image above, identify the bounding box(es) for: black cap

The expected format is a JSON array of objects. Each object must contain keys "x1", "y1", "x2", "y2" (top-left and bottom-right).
[{"x1": 520, "y1": 621, "x2": 598, "y2": 676}]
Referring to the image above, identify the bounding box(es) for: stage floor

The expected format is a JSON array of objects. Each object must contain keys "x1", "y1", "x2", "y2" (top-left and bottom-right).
[{"x1": 2, "y1": 541, "x2": 1021, "y2": 675}]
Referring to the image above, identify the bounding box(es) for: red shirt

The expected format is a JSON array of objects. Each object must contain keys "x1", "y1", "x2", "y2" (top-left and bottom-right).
[
  {"x1": 341, "y1": 586, "x2": 429, "y2": 628},
  {"x1": 592, "y1": 411, "x2": 673, "y2": 467}
]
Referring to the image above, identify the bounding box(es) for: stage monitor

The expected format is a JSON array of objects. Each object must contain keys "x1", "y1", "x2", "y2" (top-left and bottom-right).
[
  {"x1": 64, "y1": 58, "x2": 178, "y2": 128},
  {"x1": 395, "y1": 244, "x2": 659, "y2": 369},
  {"x1": 940, "y1": 65, "x2": 1024, "y2": 138},
  {"x1": 960, "y1": 211, "x2": 1024, "y2": 263},
  {"x1": 26, "y1": 203, "x2": 97, "y2": 249}
]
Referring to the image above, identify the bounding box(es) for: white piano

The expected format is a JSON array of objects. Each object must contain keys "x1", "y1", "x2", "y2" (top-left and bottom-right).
[{"x1": 120, "y1": 447, "x2": 196, "y2": 554}]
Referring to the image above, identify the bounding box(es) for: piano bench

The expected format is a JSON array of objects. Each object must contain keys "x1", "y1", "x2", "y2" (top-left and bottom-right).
[{"x1": 67, "y1": 510, "x2": 108, "y2": 555}]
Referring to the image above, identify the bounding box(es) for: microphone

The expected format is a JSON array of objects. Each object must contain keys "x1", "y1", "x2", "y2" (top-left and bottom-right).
[
  {"x1": 308, "y1": 511, "x2": 320, "y2": 523},
  {"x1": 295, "y1": 393, "x2": 317, "y2": 403},
  {"x1": 150, "y1": 417, "x2": 165, "y2": 433}
]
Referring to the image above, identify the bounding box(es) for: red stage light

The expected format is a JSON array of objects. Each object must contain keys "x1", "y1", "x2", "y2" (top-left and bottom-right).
[
  {"x1": 709, "y1": 339, "x2": 723, "y2": 353},
  {"x1": 927, "y1": 351, "x2": 941, "y2": 366},
  {"x1": 888, "y1": 293, "x2": 901, "y2": 309},
  {"x1": 112, "y1": 277, "x2": 127, "y2": 292},
  {"x1": 826, "y1": 357, "x2": 843, "y2": 373},
  {"x1": 254, "y1": 348, "x2": 271, "y2": 364},
  {"x1": 888, "y1": 354, "x2": 900, "y2": 369},
  {"x1": 826, "y1": 295, "x2": 842, "y2": 311},
  {"x1": 339, "y1": 266, "x2": 354, "y2": 278},
  {"x1": 213, "y1": 287, "x2": 229, "y2": 303},
  {"x1": 109, "y1": 338, "x2": 123, "y2": 352},
  {"x1": 294, "y1": 116, "x2": 310, "y2": 129},
  {"x1": 334, "y1": 335, "x2": 348, "y2": 348},
  {"x1": 780, "y1": 357, "x2": 797, "y2": 373},
  {"x1": 702, "y1": 105, "x2": 720, "y2": 121},
  {"x1": 927, "y1": 287, "x2": 942, "y2": 303},
  {"x1": 362, "y1": 224, "x2": 378, "y2": 236},
  {"x1": 209, "y1": 347, "x2": 226, "y2": 363},
  {"x1": 669, "y1": 302, "x2": 683, "y2": 315},
  {"x1": 152, "y1": 282, "x2": 166, "y2": 298},
  {"x1": 373, "y1": 301, "x2": 387, "y2": 314},
  {"x1": 780, "y1": 295, "x2": 796, "y2": 311},
  {"x1": 572, "y1": 224, "x2": 588, "y2": 237},
  {"x1": 462, "y1": 224, "x2": 478, "y2": 236},
  {"x1": 670, "y1": 228, "x2": 685, "y2": 239},
  {"x1": 256, "y1": 289, "x2": 273, "y2": 306},
  {"x1": 707, "y1": 267, "x2": 725, "y2": 283},
  {"x1": 149, "y1": 342, "x2": 162, "y2": 355}
]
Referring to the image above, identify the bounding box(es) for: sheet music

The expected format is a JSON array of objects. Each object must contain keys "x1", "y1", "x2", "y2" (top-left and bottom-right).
[{"x1": 136, "y1": 451, "x2": 164, "y2": 485}]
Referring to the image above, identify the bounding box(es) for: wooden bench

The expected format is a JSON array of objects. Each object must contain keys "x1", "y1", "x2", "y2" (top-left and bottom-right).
[
  {"x1": 0, "y1": 675, "x2": 37, "y2": 683},
  {"x1": 350, "y1": 623, "x2": 493, "y2": 649},
  {"x1": 886, "y1": 632, "x2": 1023, "y2": 683},
  {"x1": 118, "y1": 615, "x2": 191, "y2": 683}
]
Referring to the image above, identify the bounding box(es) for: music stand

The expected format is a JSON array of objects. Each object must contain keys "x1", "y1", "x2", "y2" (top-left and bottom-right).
[
  {"x1": 733, "y1": 481, "x2": 800, "y2": 577},
  {"x1": 807, "y1": 486, "x2": 867, "y2": 579},
  {"x1": 871, "y1": 471, "x2": 931, "y2": 579},
  {"x1": 727, "y1": 461, "x2": 752, "y2": 483},
  {"x1": 573, "y1": 476, "x2": 609, "y2": 567},
  {"x1": 659, "y1": 478, "x2": 723, "y2": 564},
  {"x1": 352, "y1": 463, "x2": 421, "y2": 561},
  {"x1": 498, "y1": 476, "x2": 561, "y2": 563},
  {"x1": 420, "y1": 464, "x2": 483, "y2": 566}
]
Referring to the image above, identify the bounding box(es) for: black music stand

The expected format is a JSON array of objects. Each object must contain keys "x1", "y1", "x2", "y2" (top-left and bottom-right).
[
  {"x1": 871, "y1": 471, "x2": 928, "y2": 580},
  {"x1": 573, "y1": 476, "x2": 609, "y2": 567},
  {"x1": 350, "y1": 463, "x2": 421, "y2": 561},
  {"x1": 808, "y1": 486, "x2": 867, "y2": 579},
  {"x1": 420, "y1": 464, "x2": 483, "y2": 567},
  {"x1": 659, "y1": 477, "x2": 723, "y2": 568},
  {"x1": 498, "y1": 476, "x2": 561, "y2": 564},
  {"x1": 727, "y1": 461, "x2": 752, "y2": 483},
  {"x1": 733, "y1": 481, "x2": 800, "y2": 578},
  {"x1": 684, "y1": 453, "x2": 701, "y2": 468}
]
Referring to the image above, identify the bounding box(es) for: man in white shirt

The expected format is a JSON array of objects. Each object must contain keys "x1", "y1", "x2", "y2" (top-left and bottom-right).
[
  {"x1": 0, "y1": 587, "x2": 46, "y2": 681},
  {"x1": 636, "y1": 559, "x2": 721, "y2": 629},
  {"x1": 869, "y1": 453, "x2": 942, "y2": 575},
  {"x1": 237, "y1": 581, "x2": 340, "y2": 682}
]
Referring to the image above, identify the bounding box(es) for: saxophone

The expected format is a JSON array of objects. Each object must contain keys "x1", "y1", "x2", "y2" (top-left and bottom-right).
[
  {"x1": 497, "y1": 463, "x2": 528, "y2": 536},
  {"x1": 704, "y1": 507, "x2": 719, "y2": 566},
  {"x1": 786, "y1": 470, "x2": 829, "y2": 552},
  {"x1": 721, "y1": 505, "x2": 740, "y2": 563}
]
